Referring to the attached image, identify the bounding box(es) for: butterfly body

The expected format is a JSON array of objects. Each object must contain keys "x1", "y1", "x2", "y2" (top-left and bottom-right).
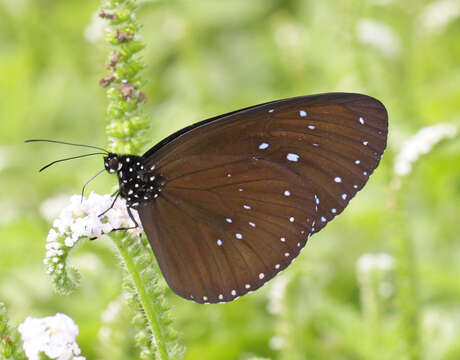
[
  {"x1": 104, "y1": 153, "x2": 165, "y2": 209},
  {"x1": 101, "y1": 93, "x2": 387, "y2": 304}
]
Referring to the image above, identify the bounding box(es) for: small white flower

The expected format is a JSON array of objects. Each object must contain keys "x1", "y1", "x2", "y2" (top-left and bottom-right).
[
  {"x1": 419, "y1": 0, "x2": 460, "y2": 34},
  {"x1": 18, "y1": 313, "x2": 85, "y2": 360},
  {"x1": 267, "y1": 274, "x2": 290, "y2": 315},
  {"x1": 356, "y1": 253, "x2": 395, "y2": 275},
  {"x1": 84, "y1": 11, "x2": 105, "y2": 43},
  {"x1": 356, "y1": 18, "x2": 401, "y2": 58},
  {"x1": 394, "y1": 123, "x2": 457, "y2": 176}
]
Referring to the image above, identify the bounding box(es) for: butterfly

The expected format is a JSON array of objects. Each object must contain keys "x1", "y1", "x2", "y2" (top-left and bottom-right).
[{"x1": 29, "y1": 93, "x2": 388, "y2": 304}]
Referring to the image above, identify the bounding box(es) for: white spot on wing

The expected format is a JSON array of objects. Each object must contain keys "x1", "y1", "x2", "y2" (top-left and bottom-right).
[
  {"x1": 280, "y1": 237, "x2": 286, "y2": 242},
  {"x1": 268, "y1": 109, "x2": 274, "y2": 113},
  {"x1": 258, "y1": 142, "x2": 269, "y2": 150},
  {"x1": 289, "y1": 217, "x2": 295, "y2": 222},
  {"x1": 231, "y1": 289, "x2": 237, "y2": 296},
  {"x1": 334, "y1": 177, "x2": 342, "y2": 183},
  {"x1": 355, "y1": 160, "x2": 361, "y2": 164},
  {"x1": 243, "y1": 204, "x2": 251, "y2": 210},
  {"x1": 249, "y1": 222, "x2": 256, "y2": 227},
  {"x1": 342, "y1": 193, "x2": 347, "y2": 200},
  {"x1": 226, "y1": 218, "x2": 232, "y2": 223},
  {"x1": 284, "y1": 190, "x2": 291, "y2": 196},
  {"x1": 235, "y1": 233, "x2": 243, "y2": 239},
  {"x1": 363, "y1": 141, "x2": 369, "y2": 146},
  {"x1": 286, "y1": 153, "x2": 300, "y2": 162},
  {"x1": 259, "y1": 273, "x2": 265, "y2": 279},
  {"x1": 217, "y1": 239, "x2": 223, "y2": 246},
  {"x1": 359, "y1": 117, "x2": 365, "y2": 124},
  {"x1": 308, "y1": 125, "x2": 316, "y2": 130},
  {"x1": 299, "y1": 110, "x2": 307, "y2": 117}
]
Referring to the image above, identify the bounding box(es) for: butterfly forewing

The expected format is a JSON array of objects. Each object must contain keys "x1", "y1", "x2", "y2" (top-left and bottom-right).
[{"x1": 138, "y1": 93, "x2": 388, "y2": 303}]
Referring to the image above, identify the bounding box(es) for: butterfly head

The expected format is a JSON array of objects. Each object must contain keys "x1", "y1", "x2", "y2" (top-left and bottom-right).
[{"x1": 104, "y1": 153, "x2": 122, "y2": 174}]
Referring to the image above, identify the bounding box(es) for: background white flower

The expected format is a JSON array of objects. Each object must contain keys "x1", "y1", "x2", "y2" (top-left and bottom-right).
[
  {"x1": 394, "y1": 123, "x2": 457, "y2": 177},
  {"x1": 18, "y1": 313, "x2": 85, "y2": 360},
  {"x1": 356, "y1": 18, "x2": 401, "y2": 58}
]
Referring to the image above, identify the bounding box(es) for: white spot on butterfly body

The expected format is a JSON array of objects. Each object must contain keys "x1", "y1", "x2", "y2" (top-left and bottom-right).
[
  {"x1": 150, "y1": 165, "x2": 156, "y2": 170},
  {"x1": 150, "y1": 176, "x2": 155, "y2": 181},
  {"x1": 117, "y1": 163, "x2": 122, "y2": 170},
  {"x1": 289, "y1": 217, "x2": 295, "y2": 222},
  {"x1": 231, "y1": 290, "x2": 237, "y2": 296},
  {"x1": 286, "y1": 153, "x2": 300, "y2": 162},
  {"x1": 217, "y1": 239, "x2": 223, "y2": 246},
  {"x1": 299, "y1": 110, "x2": 307, "y2": 117},
  {"x1": 126, "y1": 157, "x2": 130, "y2": 162},
  {"x1": 259, "y1": 273, "x2": 265, "y2": 279},
  {"x1": 359, "y1": 117, "x2": 365, "y2": 124},
  {"x1": 342, "y1": 193, "x2": 347, "y2": 200},
  {"x1": 308, "y1": 125, "x2": 316, "y2": 130},
  {"x1": 258, "y1": 142, "x2": 270, "y2": 150},
  {"x1": 284, "y1": 190, "x2": 291, "y2": 196},
  {"x1": 355, "y1": 160, "x2": 361, "y2": 164},
  {"x1": 243, "y1": 204, "x2": 251, "y2": 210},
  {"x1": 235, "y1": 233, "x2": 243, "y2": 239},
  {"x1": 226, "y1": 218, "x2": 233, "y2": 223},
  {"x1": 334, "y1": 177, "x2": 342, "y2": 183}
]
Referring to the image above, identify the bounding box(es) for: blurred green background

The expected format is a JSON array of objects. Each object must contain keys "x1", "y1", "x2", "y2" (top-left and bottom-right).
[{"x1": 1, "y1": 0, "x2": 459, "y2": 359}]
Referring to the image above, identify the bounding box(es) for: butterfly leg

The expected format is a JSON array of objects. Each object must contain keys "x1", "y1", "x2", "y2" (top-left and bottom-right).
[
  {"x1": 98, "y1": 191, "x2": 120, "y2": 217},
  {"x1": 106, "y1": 207, "x2": 140, "y2": 232}
]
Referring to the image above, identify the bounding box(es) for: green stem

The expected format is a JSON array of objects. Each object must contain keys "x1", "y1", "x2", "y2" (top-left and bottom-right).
[{"x1": 114, "y1": 236, "x2": 169, "y2": 360}]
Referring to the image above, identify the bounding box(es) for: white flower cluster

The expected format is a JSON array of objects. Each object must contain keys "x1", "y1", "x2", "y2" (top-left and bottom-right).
[
  {"x1": 419, "y1": 0, "x2": 460, "y2": 34},
  {"x1": 267, "y1": 274, "x2": 290, "y2": 315},
  {"x1": 18, "y1": 313, "x2": 85, "y2": 360},
  {"x1": 44, "y1": 192, "x2": 142, "y2": 274},
  {"x1": 356, "y1": 18, "x2": 401, "y2": 58},
  {"x1": 356, "y1": 252, "x2": 395, "y2": 299},
  {"x1": 394, "y1": 123, "x2": 457, "y2": 177},
  {"x1": 356, "y1": 253, "x2": 395, "y2": 274}
]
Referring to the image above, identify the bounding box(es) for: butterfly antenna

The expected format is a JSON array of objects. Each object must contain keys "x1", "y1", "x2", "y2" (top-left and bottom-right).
[
  {"x1": 38, "y1": 153, "x2": 106, "y2": 172},
  {"x1": 81, "y1": 168, "x2": 106, "y2": 201},
  {"x1": 25, "y1": 139, "x2": 109, "y2": 153}
]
